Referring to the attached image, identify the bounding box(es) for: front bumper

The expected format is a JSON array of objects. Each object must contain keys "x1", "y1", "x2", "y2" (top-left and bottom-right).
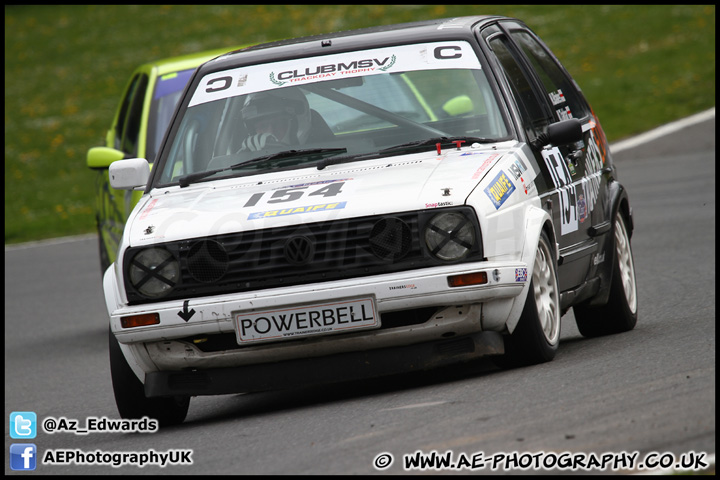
[{"x1": 108, "y1": 259, "x2": 527, "y2": 378}]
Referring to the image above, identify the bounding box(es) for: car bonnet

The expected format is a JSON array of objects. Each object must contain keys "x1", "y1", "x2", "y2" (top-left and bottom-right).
[{"x1": 126, "y1": 144, "x2": 516, "y2": 246}]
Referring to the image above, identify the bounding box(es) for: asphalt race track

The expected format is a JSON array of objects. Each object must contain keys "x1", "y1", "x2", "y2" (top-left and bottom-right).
[{"x1": 5, "y1": 110, "x2": 715, "y2": 475}]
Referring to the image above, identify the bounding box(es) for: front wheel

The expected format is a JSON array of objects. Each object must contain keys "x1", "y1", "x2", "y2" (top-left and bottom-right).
[
  {"x1": 495, "y1": 230, "x2": 561, "y2": 368},
  {"x1": 574, "y1": 212, "x2": 638, "y2": 337},
  {"x1": 109, "y1": 328, "x2": 189, "y2": 427}
]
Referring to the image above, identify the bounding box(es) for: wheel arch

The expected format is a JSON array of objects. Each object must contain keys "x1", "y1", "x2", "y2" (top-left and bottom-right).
[
  {"x1": 505, "y1": 204, "x2": 556, "y2": 334},
  {"x1": 585, "y1": 179, "x2": 633, "y2": 307}
]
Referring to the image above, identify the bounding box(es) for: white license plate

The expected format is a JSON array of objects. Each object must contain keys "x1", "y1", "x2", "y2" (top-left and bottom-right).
[{"x1": 233, "y1": 297, "x2": 379, "y2": 344}]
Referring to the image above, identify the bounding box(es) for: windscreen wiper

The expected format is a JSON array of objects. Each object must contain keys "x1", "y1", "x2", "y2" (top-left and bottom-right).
[
  {"x1": 316, "y1": 137, "x2": 494, "y2": 170},
  {"x1": 178, "y1": 148, "x2": 347, "y2": 187},
  {"x1": 378, "y1": 136, "x2": 495, "y2": 155}
]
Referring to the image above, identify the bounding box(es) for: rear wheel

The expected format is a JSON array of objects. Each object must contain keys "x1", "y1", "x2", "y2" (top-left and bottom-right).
[
  {"x1": 574, "y1": 212, "x2": 637, "y2": 337},
  {"x1": 495, "y1": 230, "x2": 560, "y2": 368},
  {"x1": 109, "y1": 328, "x2": 189, "y2": 427}
]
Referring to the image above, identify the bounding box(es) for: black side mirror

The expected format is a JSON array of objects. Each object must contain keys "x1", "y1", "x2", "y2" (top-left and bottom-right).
[{"x1": 531, "y1": 118, "x2": 583, "y2": 149}]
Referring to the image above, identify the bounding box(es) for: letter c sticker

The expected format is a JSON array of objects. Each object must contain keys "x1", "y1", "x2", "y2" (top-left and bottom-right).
[
  {"x1": 206, "y1": 76, "x2": 232, "y2": 93},
  {"x1": 434, "y1": 46, "x2": 462, "y2": 59}
]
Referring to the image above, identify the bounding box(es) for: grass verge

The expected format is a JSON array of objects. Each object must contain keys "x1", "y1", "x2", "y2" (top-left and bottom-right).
[{"x1": 4, "y1": 5, "x2": 715, "y2": 244}]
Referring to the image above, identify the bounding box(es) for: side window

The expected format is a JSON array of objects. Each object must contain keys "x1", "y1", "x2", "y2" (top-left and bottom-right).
[
  {"x1": 114, "y1": 74, "x2": 141, "y2": 151},
  {"x1": 510, "y1": 30, "x2": 590, "y2": 120},
  {"x1": 119, "y1": 73, "x2": 149, "y2": 157},
  {"x1": 488, "y1": 36, "x2": 551, "y2": 142}
]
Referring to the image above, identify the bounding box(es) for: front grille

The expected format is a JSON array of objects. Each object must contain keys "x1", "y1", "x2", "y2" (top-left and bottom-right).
[
  {"x1": 368, "y1": 216, "x2": 413, "y2": 261},
  {"x1": 187, "y1": 240, "x2": 229, "y2": 282},
  {"x1": 124, "y1": 207, "x2": 483, "y2": 305}
]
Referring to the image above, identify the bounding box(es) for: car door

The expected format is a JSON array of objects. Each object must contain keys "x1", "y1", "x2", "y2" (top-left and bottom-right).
[{"x1": 480, "y1": 22, "x2": 601, "y2": 292}]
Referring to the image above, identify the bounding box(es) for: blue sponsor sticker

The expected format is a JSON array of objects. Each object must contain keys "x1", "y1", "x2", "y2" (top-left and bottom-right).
[
  {"x1": 515, "y1": 268, "x2": 528, "y2": 282},
  {"x1": 484, "y1": 171, "x2": 516, "y2": 209},
  {"x1": 248, "y1": 201, "x2": 347, "y2": 220},
  {"x1": 578, "y1": 194, "x2": 587, "y2": 223}
]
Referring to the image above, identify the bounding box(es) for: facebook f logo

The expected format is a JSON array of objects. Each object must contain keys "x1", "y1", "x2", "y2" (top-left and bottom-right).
[
  {"x1": 10, "y1": 444, "x2": 37, "y2": 471},
  {"x1": 10, "y1": 411, "x2": 37, "y2": 439}
]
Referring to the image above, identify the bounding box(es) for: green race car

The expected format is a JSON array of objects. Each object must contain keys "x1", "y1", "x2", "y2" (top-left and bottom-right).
[{"x1": 86, "y1": 46, "x2": 242, "y2": 273}]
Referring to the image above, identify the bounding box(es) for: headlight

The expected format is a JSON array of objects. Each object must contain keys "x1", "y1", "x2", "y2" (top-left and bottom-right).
[
  {"x1": 128, "y1": 248, "x2": 180, "y2": 298},
  {"x1": 424, "y1": 212, "x2": 475, "y2": 261}
]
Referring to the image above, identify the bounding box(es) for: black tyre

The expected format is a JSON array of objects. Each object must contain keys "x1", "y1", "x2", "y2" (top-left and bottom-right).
[
  {"x1": 109, "y1": 328, "x2": 189, "y2": 427},
  {"x1": 574, "y1": 212, "x2": 638, "y2": 337},
  {"x1": 495, "y1": 230, "x2": 561, "y2": 368}
]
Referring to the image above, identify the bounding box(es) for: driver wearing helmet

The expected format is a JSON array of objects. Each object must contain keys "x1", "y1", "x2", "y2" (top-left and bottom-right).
[{"x1": 240, "y1": 88, "x2": 312, "y2": 152}]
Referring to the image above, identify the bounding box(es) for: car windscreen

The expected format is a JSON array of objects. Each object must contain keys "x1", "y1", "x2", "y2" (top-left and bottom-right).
[{"x1": 156, "y1": 41, "x2": 510, "y2": 186}]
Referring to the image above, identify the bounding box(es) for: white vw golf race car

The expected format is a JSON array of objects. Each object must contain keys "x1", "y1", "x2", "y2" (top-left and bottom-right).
[{"x1": 103, "y1": 16, "x2": 638, "y2": 425}]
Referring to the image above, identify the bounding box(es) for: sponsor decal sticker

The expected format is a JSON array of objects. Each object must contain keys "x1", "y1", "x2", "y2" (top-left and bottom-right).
[
  {"x1": 248, "y1": 201, "x2": 347, "y2": 220},
  {"x1": 190, "y1": 41, "x2": 481, "y2": 107},
  {"x1": 515, "y1": 268, "x2": 528, "y2": 282},
  {"x1": 138, "y1": 198, "x2": 158, "y2": 220},
  {"x1": 425, "y1": 201, "x2": 454, "y2": 208},
  {"x1": 507, "y1": 156, "x2": 531, "y2": 194},
  {"x1": 507, "y1": 157, "x2": 527, "y2": 181},
  {"x1": 549, "y1": 89, "x2": 565, "y2": 105},
  {"x1": 578, "y1": 193, "x2": 587, "y2": 223},
  {"x1": 557, "y1": 105, "x2": 573, "y2": 120},
  {"x1": 593, "y1": 252, "x2": 605, "y2": 265},
  {"x1": 471, "y1": 153, "x2": 500, "y2": 180},
  {"x1": 484, "y1": 171, "x2": 515, "y2": 209},
  {"x1": 270, "y1": 56, "x2": 396, "y2": 86}
]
